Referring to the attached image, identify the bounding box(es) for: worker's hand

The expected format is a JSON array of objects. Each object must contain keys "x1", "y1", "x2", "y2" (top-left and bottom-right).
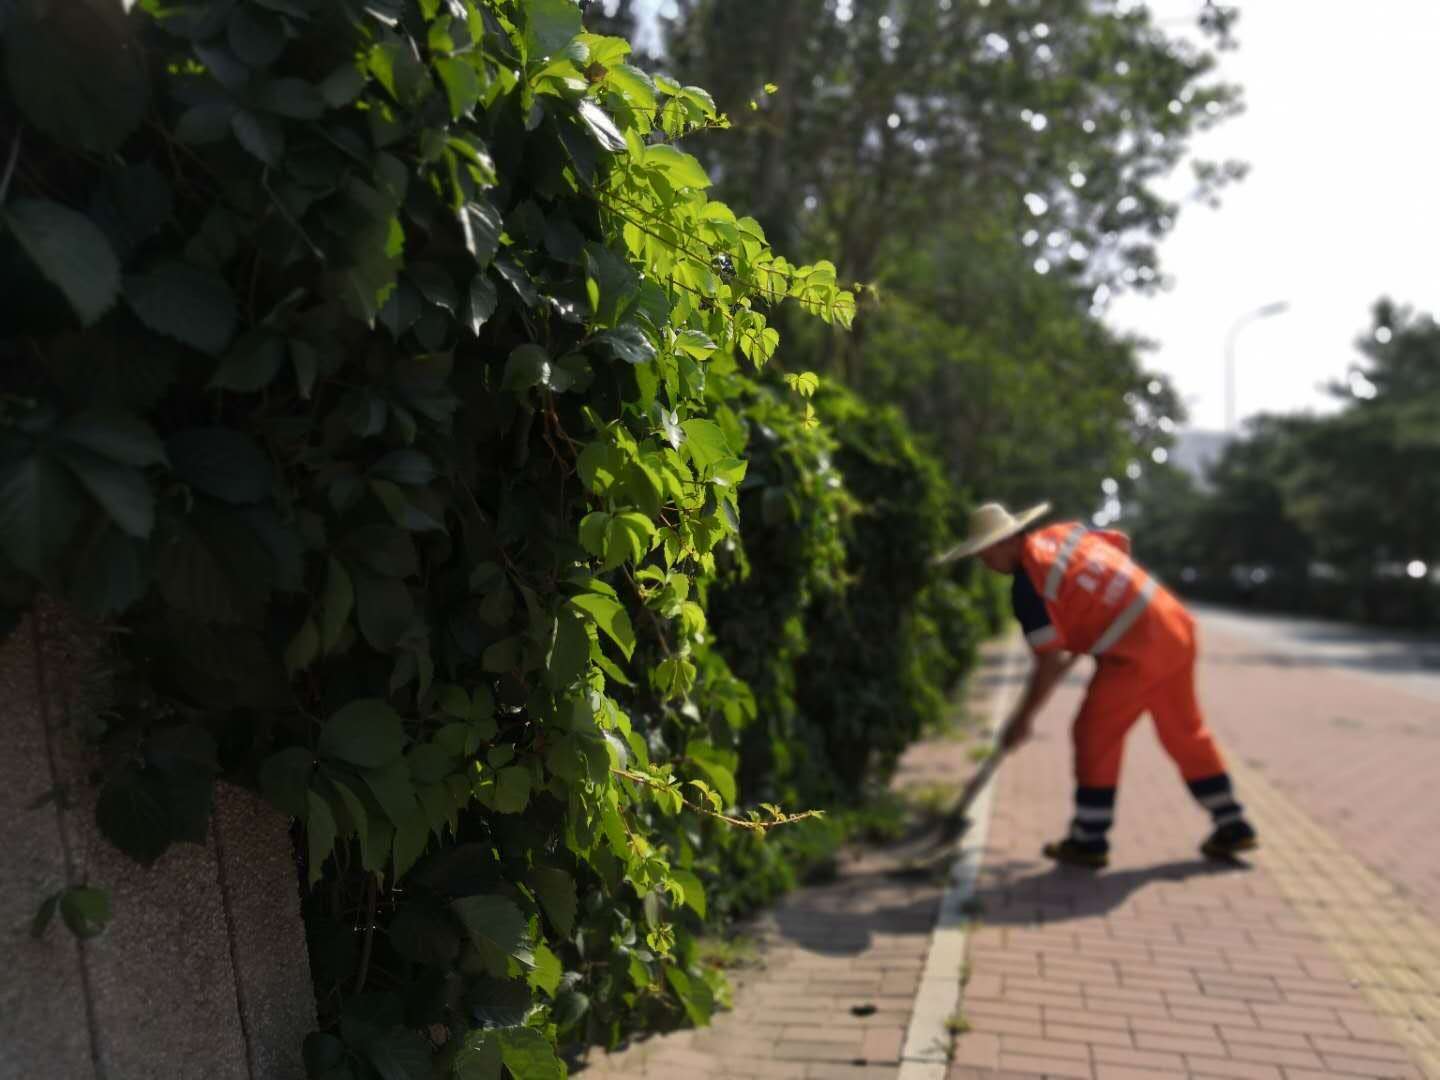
[{"x1": 1001, "y1": 713, "x2": 1034, "y2": 750}]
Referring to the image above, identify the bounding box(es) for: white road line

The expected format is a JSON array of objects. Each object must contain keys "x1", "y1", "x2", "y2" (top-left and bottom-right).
[{"x1": 897, "y1": 633, "x2": 1025, "y2": 1079}]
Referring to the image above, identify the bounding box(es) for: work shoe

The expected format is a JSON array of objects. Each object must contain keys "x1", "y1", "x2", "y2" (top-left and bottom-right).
[
  {"x1": 1201, "y1": 821, "x2": 1259, "y2": 860},
  {"x1": 1042, "y1": 838, "x2": 1109, "y2": 869}
]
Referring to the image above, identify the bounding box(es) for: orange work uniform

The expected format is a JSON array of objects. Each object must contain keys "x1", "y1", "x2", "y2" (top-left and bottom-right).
[{"x1": 1013, "y1": 522, "x2": 1243, "y2": 851}]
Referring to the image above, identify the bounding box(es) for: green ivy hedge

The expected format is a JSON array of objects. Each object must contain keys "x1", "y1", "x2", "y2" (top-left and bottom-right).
[{"x1": 1, "y1": 1, "x2": 988, "y2": 1076}]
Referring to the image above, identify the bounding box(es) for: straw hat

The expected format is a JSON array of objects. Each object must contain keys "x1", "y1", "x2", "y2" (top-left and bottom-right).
[{"x1": 932, "y1": 501, "x2": 1051, "y2": 565}]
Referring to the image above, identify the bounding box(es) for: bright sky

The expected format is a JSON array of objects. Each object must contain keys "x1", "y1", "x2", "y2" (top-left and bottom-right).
[
  {"x1": 628, "y1": 1, "x2": 1440, "y2": 433},
  {"x1": 1107, "y1": 1, "x2": 1440, "y2": 432}
]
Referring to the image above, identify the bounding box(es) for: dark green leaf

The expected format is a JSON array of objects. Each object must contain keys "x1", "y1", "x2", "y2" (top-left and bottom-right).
[
  {"x1": 256, "y1": 78, "x2": 327, "y2": 119},
  {"x1": 435, "y1": 57, "x2": 480, "y2": 120},
  {"x1": 4, "y1": 199, "x2": 120, "y2": 326},
  {"x1": 593, "y1": 326, "x2": 655, "y2": 365},
  {"x1": 452, "y1": 1032, "x2": 503, "y2": 1080},
  {"x1": 55, "y1": 447, "x2": 154, "y2": 538},
  {"x1": 59, "y1": 886, "x2": 111, "y2": 940},
  {"x1": 576, "y1": 100, "x2": 625, "y2": 152},
  {"x1": 231, "y1": 109, "x2": 286, "y2": 166},
  {"x1": 389, "y1": 905, "x2": 462, "y2": 966},
  {"x1": 503, "y1": 345, "x2": 551, "y2": 391},
  {"x1": 259, "y1": 747, "x2": 315, "y2": 818},
  {"x1": 147, "y1": 724, "x2": 219, "y2": 776},
  {"x1": 523, "y1": 0, "x2": 582, "y2": 58},
  {"x1": 318, "y1": 699, "x2": 406, "y2": 768},
  {"x1": 168, "y1": 428, "x2": 271, "y2": 504},
  {"x1": 210, "y1": 332, "x2": 287, "y2": 393},
  {"x1": 497, "y1": 1027, "x2": 564, "y2": 1080},
  {"x1": 408, "y1": 263, "x2": 458, "y2": 313},
  {"x1": 569, "y1": 593, "x2": 634, "y2": 660},
  {"x1": 669, "y1": 868, "x2": 706, "y2": 918},
  {"x1": 89, "y1": 162, "x2": 175, "y2": 261},
  {"x1": 526, "y1": 867, "x2": 577, "y2": 936},
  {"x1": 306, "y1": 790, "x2": 337, "y2": 885},
  {"x1": 56, "y1": 411, "x2": 166, "y2": 467},
  {"x1": 124, "y1": 262, "x2": 238, "y2": 357},
  {"x1": 321, "y1": 557, "x2": 354, "y2": 653},
  {"x1": 459, "y1": 201, "x2": 502, "y2": 267},
  {"x1": 362, "y1": 758, "x2": 418, "y2": 827},
  {"x1": 343, "y1": 526, "x2": 417, "y2": 578},
  {"x1": 228, "y1": 5, "x2": 286, "y2": 67},
  {"x1": 96, "y1": 764, "x2": 172, "y2": 865},
  {"x1": 0, "y1": 454, "x2": 85, "y2": 579},
  {"x1": 176, "y1": 104, "x2": 237, "y2": 145},
  {"x1": 69, "y1": 526, "x2": 146, "y2": 617},
  {"x1": 450, "y1": 895, "x2": 529, "y2": 977},
  {"x1": 465, "y1": 977, "x2": 531, "y2": 1030},
  {"x1": 665, "y1": 966, "x2": 713, "y2": 1027},
  {"x1": 354, "y1": 573, "x2": 414, "y2": 650},
  {"x1": 30, "y1": 892, "x2": 60, "y2": 941},
  {"x1": 464, "y1": 274, "x2": 498, "y2": 335},
  {"x1": 321, "y1": 63, "x2": 367, "y2": 107},
  {"x1": 4, "y1": 0, "x2": 147, "y2": 153},
  {"x1": 370, "y1": 450, "x2": 435, "y2": 486},
  {"x1": 303, "y1": 1033, "x2": 345, "y2": 1076},
  {"x1": 553, "y1": 989, "x2": 589, "y2": 1031},
  {"x1": 363, "y1": 1029, "x2": 432, "y2": 1080},
  {"x1": 491, "y1": 766, "x2": 530, "y2": 814}
]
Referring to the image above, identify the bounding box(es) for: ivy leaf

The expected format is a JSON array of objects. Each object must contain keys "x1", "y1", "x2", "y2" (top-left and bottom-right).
[
  {"x1": 364, "y1": 1029, "x2": 433, "y2": 1080},
  {"x1": 435, "y1": 57, "x2": 480, "y2": 119},
  {"x1": 523, "y1": 0, "x2": 583, "y2": 59},
  {"x1": 3, "y1": 199, "x2": 121, "y2": 326},
  {"x1": 354, "y1": 573, "x2": 414, "y2": 650},
  {"x1": 680, "y1": 419, "x2": 732, "y2": 472},
  {"x1": 497, "y1": 1027, "x2": 564, "y2": 1080},
  {"x1": 56, "y1": 410, "x2": 167, "y2": 468},
  {"x1": 228, "y1": 5, "x2": 287, "y2": 67},
  {"x1": 465, "y1": 274, "x2": 499, "y2": 335},
  {"x1": 784, "y1": 371, "x2": 820, "y2": 397},
  {"x1": 592, "y1": 326, "x2": 655, "y2": 365},
  {"x1": 644, "y1": 144, "x2": 711, "y2": 189},
  {"x1": 670, "y1": 869, "x2": 706, "y2": 918},
  {"x1": 452, "y1": 1032, "x2": 503, "y2": 1080},
  {"x1": 258, "y1": 747, "x2": 316, "y2": 818},
  {"x1": 3, "y1": 0, "x2": 147, "y2": 153},
  {"x1": 318, "y1": 699, "x2": 407, "y2": 768},
  {"x1": 492, "y1": 766, "x2": 531, "y2": 814},
  {"x1": 569, "y1": 592, "x2": 635, "y2": 660},
  {"x1": 96, "y1": 764, "x2": 173, "y2": 865},
  {"x1": 54, "y1": 448, "x2": 154, "y2": 538},
  {"x1": 465, "y1": 977, "x2": 531, "y2": 1031},
  {"x1": 231, "y1": 110, "x2": 287, "y2": 167},
  {"x1": 503, "y1": 344, "x2": 552, "y2": 391},
  {"x1": 125, "y1": 261, "x2": 239, "y2": 357},
  {"x1": 321, "y1": 62, "x2": 367, "y2": 107},
  {"x1": 167, "y1": 428, "x2": 271, "y2": 504},
  {"x1": 321, "y1": 557, "x2": 354, "y2": 653},
  {"x1": 285, "y1": 616, "x2": 320, "y2": 675},
  {"x1": 371, "y1": 450, "x2": 436, "y2": 486},
  {"x1": 547, "y1": 608, "x2": 589, "y2": 692},
  {"x1": 389, "y1": 905, "x2": 462, "y2": 966},
  {"x1": 528, "y1": 942, "x2": 562, "y2": 997},
  {"x1": 459, "y1": 201, "x2": 502, "y2": 268},
  {"x1": 68, "y1": 525, "x2": 147, "y2": 618},
  {"x1": 576, "y1": 100, "x2": 626, "y2": 152},
  {"x1": 526, "y1": 867, "x2": 577, "y2": 936},
  {"x1": 665, "y1": 966, "x2": 713, "y2": 1027},
  {"x1": 0, "y1": 454, "x2": 86, "y2": 579},
  {"x1": 306, "y1": 790, "x2": 337, "y2": 886},
  {"x1": 450, "y1": 895, "x2": 529, "y2": 977},
  {"x1": 59, "y1": 886, "x2": 112, "y2": 940}
]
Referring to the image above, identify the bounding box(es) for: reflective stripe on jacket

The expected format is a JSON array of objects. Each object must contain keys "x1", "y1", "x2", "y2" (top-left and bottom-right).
[{"x1": 1019, "y1": 522, "x2": 1161, "y2": 656}]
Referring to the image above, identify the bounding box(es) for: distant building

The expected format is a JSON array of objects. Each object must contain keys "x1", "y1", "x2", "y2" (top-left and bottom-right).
[{"x1": 1169, "y1": 429, "x2": 1234, "y2": 488}]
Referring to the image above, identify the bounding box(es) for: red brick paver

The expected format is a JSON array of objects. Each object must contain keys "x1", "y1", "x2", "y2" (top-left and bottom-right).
[{"x1": 948, "y1": 617, "x2": 1438, "y2": 1080}]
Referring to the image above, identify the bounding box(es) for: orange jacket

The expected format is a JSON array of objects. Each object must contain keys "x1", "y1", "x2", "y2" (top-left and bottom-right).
[{"x1": 1019, "y1": 522, "x2": 1163, "y2": 656}]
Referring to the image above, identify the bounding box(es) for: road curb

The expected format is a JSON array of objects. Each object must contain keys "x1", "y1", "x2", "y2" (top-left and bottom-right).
[{"x1": 897, "y1": 632, "x2": 1024, "y2": 1079}]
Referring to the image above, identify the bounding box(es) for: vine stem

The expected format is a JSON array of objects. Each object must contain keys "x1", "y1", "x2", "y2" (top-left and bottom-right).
[
  {"x1": 0, "y1": 130, "x2": 22, "y2": 205},
  {"x1": 354, "y1": 874, "x2": 378, "y2": 994},
  {"x1": 610, "y1": 766, "x2": 824, "y2": 831}
]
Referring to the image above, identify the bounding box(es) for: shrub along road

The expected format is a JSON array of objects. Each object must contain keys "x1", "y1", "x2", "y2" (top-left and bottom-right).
[{"x1": 584, "y1": 610, "x2": 1440, "y2": 1078}]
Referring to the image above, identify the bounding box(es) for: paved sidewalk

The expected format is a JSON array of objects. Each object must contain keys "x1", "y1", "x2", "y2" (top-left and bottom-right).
[
  {"x1": 580, "y1": 621, "x2": 1440, "y2": 1079},
  {"x1": 950, "y1": 624, "x2": 1439, "y2": 1080}
]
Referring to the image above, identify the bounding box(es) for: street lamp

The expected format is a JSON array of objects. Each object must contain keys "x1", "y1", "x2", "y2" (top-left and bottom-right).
[{"x1": 1225, "y1": 301, "x2": 1289, "y2": 432}]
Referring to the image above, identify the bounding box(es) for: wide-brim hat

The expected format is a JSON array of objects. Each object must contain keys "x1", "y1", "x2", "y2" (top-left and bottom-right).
[{"x1": 932, "y1": 501, "x2": 1051, "y2": 565}]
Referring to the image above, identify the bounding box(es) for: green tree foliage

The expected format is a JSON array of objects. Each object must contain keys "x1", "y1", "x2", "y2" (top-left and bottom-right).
[
  {"x1": 659, "y1": 0, "x2": 1231, "y2": 518},
  {"x1": 1130, "y1": 301, "x2": 1440, "y2": 627},
  {"x1": 1, "y1": 0, "x2": 981, "y2": 1074}
]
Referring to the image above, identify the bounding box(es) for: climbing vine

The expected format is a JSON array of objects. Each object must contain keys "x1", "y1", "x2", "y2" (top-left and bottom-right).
[{"x1": 1, "y1": 1, "x2": 977, "y2": 1076}]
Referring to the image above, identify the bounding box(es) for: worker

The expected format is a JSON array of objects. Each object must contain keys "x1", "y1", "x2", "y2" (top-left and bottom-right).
[{"x1": 944, "y1": 501, "x2": 1258, "y2": 867}]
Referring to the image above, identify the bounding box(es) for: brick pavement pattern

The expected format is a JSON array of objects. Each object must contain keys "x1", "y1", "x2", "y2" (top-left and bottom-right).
[
  {"x1": 950, "y1": 621, "x2": 1439, "y2": 1080},
  {"x1": 581, "y1": 617, "x2": 1440, "y2": 1079}
]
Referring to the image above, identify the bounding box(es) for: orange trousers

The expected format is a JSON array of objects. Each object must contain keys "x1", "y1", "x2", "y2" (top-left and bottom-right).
[{"x1": 1073, "y1": 592, "x2": 1227, "y2": 788}]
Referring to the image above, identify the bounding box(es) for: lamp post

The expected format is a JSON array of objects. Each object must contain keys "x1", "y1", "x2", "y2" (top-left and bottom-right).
[{"x1": 1225, "y1": 301, "x2": 1289, "y2": 432}]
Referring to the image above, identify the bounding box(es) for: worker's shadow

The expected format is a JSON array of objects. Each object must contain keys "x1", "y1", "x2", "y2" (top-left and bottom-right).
[{"x1": 962, "y1": 855, "x2": 1253, "y2": 926}]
